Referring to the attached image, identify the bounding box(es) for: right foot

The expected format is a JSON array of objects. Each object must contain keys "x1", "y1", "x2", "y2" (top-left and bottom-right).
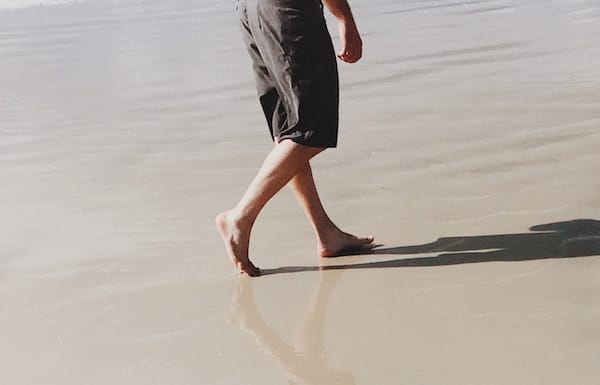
[
  {"x1": 318, "y1": 229, "x2": 375, "y2": 258},
  {"x1": 216, "y1": 211, "x2": 260, "y2": 277}
]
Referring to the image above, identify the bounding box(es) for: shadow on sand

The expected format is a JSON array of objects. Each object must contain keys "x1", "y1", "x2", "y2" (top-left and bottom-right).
[{"x1": 260, "y1": 219, "x2": 600, "y2": 276}]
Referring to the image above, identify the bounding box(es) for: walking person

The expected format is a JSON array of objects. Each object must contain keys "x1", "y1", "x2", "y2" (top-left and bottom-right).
[{"x1": 217, "y1": 0, "x2": 373, "y2": 276}]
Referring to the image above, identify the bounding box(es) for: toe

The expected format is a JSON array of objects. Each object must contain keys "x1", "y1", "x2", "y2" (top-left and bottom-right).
[
  {"x1": 240, "y1": 262, "x2": 261, "y2": 277},
  {"x1": 246, "y1": 266, "x2": 261, "y2": 277},
  {"x1": 356, "y1": 235, "x2": 374, "y2": 245}
]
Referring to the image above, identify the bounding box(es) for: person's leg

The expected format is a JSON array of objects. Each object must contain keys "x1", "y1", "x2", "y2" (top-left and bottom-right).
[
  {"x1": 287, "y1": 161, "x2": 374, "y2": 257},
  {"x1": 216, "y1": 140, "x2": 325, "y2": 276}
]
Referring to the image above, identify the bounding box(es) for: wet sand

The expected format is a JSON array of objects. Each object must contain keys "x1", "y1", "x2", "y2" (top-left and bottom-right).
[{"x1": 1, "y1": 0, "x2": 600, "y2": 384}]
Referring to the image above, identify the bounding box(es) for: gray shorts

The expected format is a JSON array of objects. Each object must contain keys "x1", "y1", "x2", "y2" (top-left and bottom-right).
[{"x1": 238, "y1": 0, "x2": 339, "y2": 148}]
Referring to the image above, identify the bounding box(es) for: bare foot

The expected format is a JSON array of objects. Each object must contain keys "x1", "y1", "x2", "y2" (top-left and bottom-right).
[
  {"x1": 216, "y1": 211, "x2": 260, "y2": 277},
  {"x1": 318, "y1": 229, "x2": 375, "y2": 257}
]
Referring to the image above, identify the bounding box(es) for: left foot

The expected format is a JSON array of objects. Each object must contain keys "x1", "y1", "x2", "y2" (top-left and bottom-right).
[{"x1": 318, "y1": 230, "x2": 375, "y2": 257}]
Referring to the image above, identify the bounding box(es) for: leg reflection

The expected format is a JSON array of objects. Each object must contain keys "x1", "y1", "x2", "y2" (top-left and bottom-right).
[{"x1": 228, "y1": 273, "x2": 356, "y2": 385}]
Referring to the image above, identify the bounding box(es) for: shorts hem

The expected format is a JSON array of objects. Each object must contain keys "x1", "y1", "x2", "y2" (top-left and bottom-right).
[{"x1": 276, "y1": 134, "x2": 337, "y2": 149}]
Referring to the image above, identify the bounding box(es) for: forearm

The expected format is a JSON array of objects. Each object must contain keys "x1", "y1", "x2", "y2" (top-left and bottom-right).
[
  {"x1": 321, "y1": 0, "x2": 355, "y2": 23},
  {"x1": 322, "y1": 0, "x2": 363, "y2": 63}
]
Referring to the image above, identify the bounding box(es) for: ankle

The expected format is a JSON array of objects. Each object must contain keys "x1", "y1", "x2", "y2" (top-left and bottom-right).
[
  {"x1": 316, "y1": 223, "x2": 342, "y2": 243},
  {"x1": 228, "y1": 209, "x2": 254, "y2": 231}
]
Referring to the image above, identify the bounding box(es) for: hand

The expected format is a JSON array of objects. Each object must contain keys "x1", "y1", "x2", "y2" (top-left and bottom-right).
[{"x1": 337, "y1": 19, "x2": 362, "y2": 63}]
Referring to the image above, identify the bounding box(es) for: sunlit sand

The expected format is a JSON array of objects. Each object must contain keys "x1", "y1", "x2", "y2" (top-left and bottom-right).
[{"x1": 1, "y1": 0, "x2": 599, "y2": 384}]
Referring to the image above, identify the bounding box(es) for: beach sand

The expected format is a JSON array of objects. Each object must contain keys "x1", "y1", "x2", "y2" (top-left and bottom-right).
[{"x1": 1, "y1": 0, "x2": 600, "y2": 384}]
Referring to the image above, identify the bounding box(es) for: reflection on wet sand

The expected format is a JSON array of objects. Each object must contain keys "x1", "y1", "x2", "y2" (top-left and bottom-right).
[
  {"x1": 1, "y1": 0, "x2": 600, "y2": 383},
  {"x1": 229, "y1": 272, "x2": 355, "y2": 385}
]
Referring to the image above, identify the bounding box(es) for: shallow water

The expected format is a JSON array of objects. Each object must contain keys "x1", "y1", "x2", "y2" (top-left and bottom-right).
[{"x1": 1, "y1": 1, "x2": 600, "y2": 384}]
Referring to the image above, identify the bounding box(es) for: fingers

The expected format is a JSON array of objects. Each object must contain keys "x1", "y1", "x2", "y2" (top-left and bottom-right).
[
  {"x1": 336, "y1": 19, "x2": 362, "y2": 63},
  {"x1": 337, "y1": 47, "x2": 362, "y2": 63}
]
